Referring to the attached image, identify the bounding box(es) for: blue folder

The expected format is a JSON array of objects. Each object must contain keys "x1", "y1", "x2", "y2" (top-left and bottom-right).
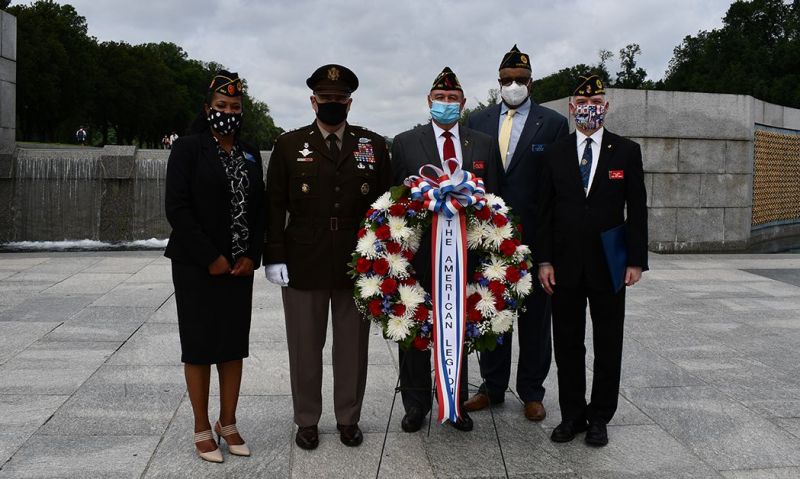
[{"x1": 601, "y1": 224, "x2": 628, "y2": 293}]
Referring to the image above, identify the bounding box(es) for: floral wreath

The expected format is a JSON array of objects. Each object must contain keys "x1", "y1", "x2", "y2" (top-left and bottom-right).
[{"x1": 349, "y1": 179, "x2": 534, "y2": 353}]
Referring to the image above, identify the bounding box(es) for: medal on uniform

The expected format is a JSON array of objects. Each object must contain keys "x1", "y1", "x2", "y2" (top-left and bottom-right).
[{"x1": 360, "y1": 183, "x2": 370, "y2": 195}]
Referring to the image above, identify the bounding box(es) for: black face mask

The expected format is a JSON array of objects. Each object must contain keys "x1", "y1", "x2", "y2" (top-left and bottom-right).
[
  {"x1": 207, "y1": 108, "x2": 242, "y2": 136},
  {"x1": 316, "y1": 101, "x2": 348, "y2": 126}
]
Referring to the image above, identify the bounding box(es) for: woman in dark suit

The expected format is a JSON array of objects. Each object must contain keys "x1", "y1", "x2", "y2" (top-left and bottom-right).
[{"x1": 165, "y1": 70, "x2": 265, "y2": 463}]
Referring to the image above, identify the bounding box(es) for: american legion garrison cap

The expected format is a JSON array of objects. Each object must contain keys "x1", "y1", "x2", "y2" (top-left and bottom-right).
[
  {"x1": 499, "y1": 44, "x2": 531, "y2": 71},
  {"x1": 306, "y1": 64, "x2": 359, "y2": 94},
  {"x1": 430, "y1": 67, "x2": 463, "y2": 91},
  {"x1": 574, "y1": 74, "x2": 606, "y2": 97},
  {"x1": 208, "y1": 70, "x2": 243, "y2": 97}
]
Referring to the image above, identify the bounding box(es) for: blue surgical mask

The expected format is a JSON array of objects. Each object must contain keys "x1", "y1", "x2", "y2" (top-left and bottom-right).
[{"x1": 430, "y1": 100, "x2": 461, "y2": 125}]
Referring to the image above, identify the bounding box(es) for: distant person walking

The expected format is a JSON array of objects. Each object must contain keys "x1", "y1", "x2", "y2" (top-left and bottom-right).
[
  {"x1": 161, "y1": 135, "x2": 170, "y2": 149},
  {"x1": 170, "y1": 131, "x2": 179, "y2": 147},
  {"x1": 75, "y1": 126, "x2": 87, "y2": 145},
  {"x1": 164, "y1": 70, "x2": 265, "y2": 463}
]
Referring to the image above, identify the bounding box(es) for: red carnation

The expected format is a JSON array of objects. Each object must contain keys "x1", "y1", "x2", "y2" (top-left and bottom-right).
[
  {"x1": 409, "y1": 200, "x2": 424, "y2": 211},
  {"x1": 402, "y1": 250, "x2": 414, "y2": 261},
  {"x1": 499, "y1": 239, "x2": 517, "y2": 257},
  {"x1": 474, "y1": 206, "x2": 492, "y2": 221},
  {"x1": 414, "y1": 305, "x2": 429, "y2": 322},
  {"x1": 518, "y1": 260, "x2": 529, "y2": 271},
  {"x1": 368, "y1": 299, "x2": 383, "y2": 317},
  {"x1": 516, "y1": 223, "x2": 524, "y2": 233},
  {"x1": 513, "y1": 238, "x2": 521, "y2": 246},
  {"x1": 412, "y1": 336, "x2": 430, "y2": 351},
  {"x1": 373, "y1": 258, "x2": 390, "y2": 276},
  {"x1": 400, "y1": 277, "x2": 418, "y2": 286},
  {"x1": 494, "y1": 296, "x2": 505, "y2": 311},
  {"x1": 375, "y1": 225, "x2": 391, "y2": 241},
  {"x1": 467, "y1": 292, "x2": 481, "y2": 310},
  {"x1": 380, "y1": 278, "x2": 398, "y2": 294},
  {"x1": 355, "y1": 258, "x2": 372, "y2": 274},
  {"x1": 506, "y1": 266, "x2": 521, "y2": 283},
  {"x1": 386, "y1": 242, "x2": 402, "y2": 254},
  {"x1": 488, "y1": 280, "x2": 506, "y2": 298},
  {"x1": 468, "y1": 309, "x2": 482, "y2": 322},
  {"x1": 392, "y1": 304, "x2": 407, "y2": 317},
  {"x1": 388, "y1": 204, "x2": 406, "y2": 217},
  {"x1": 492, "y1": 214, "x2": 509, "y2": 227},
  {"x1": 357, "y1": 228, "x2": 367, "y2": 239},
  {"x1": 366, "y1": 208, "x2": 376, "y2": 218},
  {"x1": 472, "y1": 271, "x2": 483, "y2": 282}
]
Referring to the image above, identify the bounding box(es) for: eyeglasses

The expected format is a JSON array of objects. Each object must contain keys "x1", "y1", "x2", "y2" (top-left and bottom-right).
[{"x1": 498, "y1": 77, "x2": 531, "y2": 87}]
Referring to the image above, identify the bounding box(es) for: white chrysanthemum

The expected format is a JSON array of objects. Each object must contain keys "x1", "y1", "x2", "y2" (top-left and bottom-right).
[
  {"x1": 406, "y1": 226, "x2": 423, "y2": 252},
  {"x1": 388, "y1": 216, "x2": 414, "y2": 243},
  {"x1": 386, "y1": 316, "x2": 413, "y2": 341},
  {"x1": 482, "y1": 255, "x2": 508, "y2": 282},
  {"x1": 398, "y1": 283, "x2": 425, "y2": 310},
  {"x1": 491, "y1": 309, "x2": 515, "y2": 334},
  {"x1": 472, "y1": 284, "x2": 497, "y2": 317},
  {"x1": 356, "y1": 275, "x2": 382, "y2": 299},
  {"x1": 484, "y1": 193, "x2": 509, "y2": 215},
  {"x1": 466, "y1": 222, "x2": 486, "y2": 250},
  {"x1": 513, "y1": 244, "x2": 531, "y2": 262},
  {"x1": 484, "y1": 223, "x2": 514, "y2": 248},
  {"x1": 386, "y1": 253, "x2": 411, "y2": 279},
  {"x1": 371, "y1": 192, "x2": 393, "y2": 211},
  {"x1": 355, "y1": 230, "x2": 379, "y2": 259},
  {"x1": 513, "y1": 273, "x2": 533, "y2": 295}
]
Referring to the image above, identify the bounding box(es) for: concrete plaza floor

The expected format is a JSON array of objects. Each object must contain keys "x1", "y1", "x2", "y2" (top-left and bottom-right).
[{"x1": 1, "y1": 251, "x2": 800, "y2": 478}]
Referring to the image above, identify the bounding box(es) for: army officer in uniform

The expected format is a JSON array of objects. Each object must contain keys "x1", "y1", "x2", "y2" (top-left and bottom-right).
[{"x1": 263, "y1": 64, "x2": 393, "y2": 450}]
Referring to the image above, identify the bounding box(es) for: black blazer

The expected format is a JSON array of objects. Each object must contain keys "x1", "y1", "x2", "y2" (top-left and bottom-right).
[
  {"x1": 390, "y1": 122, "x2": 503, "y2": 194},
  {"x1": 467, "y1": 101, "x2": 569, "y2": 245},
  {"x1": 534, "y1": 130, "x2": 648, "y2": 291},
  {"x1": 164, "y1": 131, "x2": 266, "y2": 269}
]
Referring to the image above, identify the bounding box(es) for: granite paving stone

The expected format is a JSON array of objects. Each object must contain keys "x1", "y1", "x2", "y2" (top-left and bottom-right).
[{"x1": 0, "y1": 251, "x2": 798, "y2": 478}]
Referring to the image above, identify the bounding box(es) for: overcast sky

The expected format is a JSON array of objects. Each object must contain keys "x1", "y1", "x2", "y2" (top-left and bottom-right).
[{"x1": 62, "y1": 0, "x2": 733, "y2": 137}]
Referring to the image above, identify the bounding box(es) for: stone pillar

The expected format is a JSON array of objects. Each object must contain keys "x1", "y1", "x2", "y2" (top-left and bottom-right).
[
  {"x1": 0, "y1": 11, "x2": 15, "y2": 242},
  {"x1": 99, "y1": 145, "x2": 136, "y2": 242}
]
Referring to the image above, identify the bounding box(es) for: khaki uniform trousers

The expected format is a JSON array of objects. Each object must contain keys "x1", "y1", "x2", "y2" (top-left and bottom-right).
[{"x1": 281, "y1": 287, "x2": 370, "y2": 427}]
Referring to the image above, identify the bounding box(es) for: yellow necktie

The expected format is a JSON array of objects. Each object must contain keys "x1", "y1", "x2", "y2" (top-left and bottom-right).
[{"x1": 499, "y1": 109, "x2": 516, "y2": 168}]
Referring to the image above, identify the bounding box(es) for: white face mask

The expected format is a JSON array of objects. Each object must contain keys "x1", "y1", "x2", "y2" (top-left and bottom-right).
[{"x1": 500, "y1": 82, "x2": 529, "y2": 107}]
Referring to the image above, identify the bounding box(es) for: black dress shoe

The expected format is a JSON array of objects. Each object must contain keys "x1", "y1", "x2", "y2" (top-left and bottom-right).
[
  {"x1": 585, "y1": 421, "x2": 608, "y2": 447},
  {"x1": 401, "y1": 407, "x2": 425, "y2": 433},
  {"x1": 550, "y1": 419, "x2": 588, "y2": 443},
  {"x1": 337, "y1": 423, "x2": 364, "y2": 447},
  {"x1": 295, "y1": 425, "x2": 319, "y2": 450},
  {"x1": 450, "y1": 411, "x2": 473, "y2": 432}
]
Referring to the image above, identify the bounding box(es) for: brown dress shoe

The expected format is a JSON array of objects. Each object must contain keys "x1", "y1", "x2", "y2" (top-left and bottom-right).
[
  {"x1": 524, "y1": 401, "x2": 546, "y2": 421},
  {"x1": 464, "y1": 392, "x2": 491, "y2": 412}
]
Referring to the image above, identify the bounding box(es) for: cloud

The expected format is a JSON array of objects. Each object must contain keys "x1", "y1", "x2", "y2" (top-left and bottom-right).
[{"x1": 64, "y1": 0, "x2": 731, "y2": 137}]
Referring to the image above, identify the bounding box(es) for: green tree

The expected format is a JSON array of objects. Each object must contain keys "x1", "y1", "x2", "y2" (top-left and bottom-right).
[
  {"x1": 9, "y1": 1, "x2": 95, "y2": 142},
  {"x1": 615, "y1": 43, "x2": 647, "y2": 88},
  {"x1": 240, "y1": 88, "x2": 284, "y2": 150},
  {"x1": 662, "y1": 0, "x2": 800, "y2": 108}
]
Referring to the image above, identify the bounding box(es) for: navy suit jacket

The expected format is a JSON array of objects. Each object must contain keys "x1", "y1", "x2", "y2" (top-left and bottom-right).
[{"x1": 467, "y1": 100, "x2": 568, "y2": 245}]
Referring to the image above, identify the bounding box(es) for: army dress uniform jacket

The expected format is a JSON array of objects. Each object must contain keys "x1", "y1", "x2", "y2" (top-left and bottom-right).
[{"x1": 264, "y1": 122, "x2": 393, "y2": 290}]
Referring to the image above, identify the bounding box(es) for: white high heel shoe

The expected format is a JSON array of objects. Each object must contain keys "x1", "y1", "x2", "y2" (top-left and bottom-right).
[
  {"x1": 216, "y1": 421, "x2": 251, "y2": 457},
  {"x1": 194, "y1": 430, "x2": 223, "y2": 463}
]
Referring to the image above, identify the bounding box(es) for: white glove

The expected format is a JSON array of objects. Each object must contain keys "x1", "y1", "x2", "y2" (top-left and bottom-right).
[{"x1": 265, "y1": 263, "x2": 290, "y2": 287}]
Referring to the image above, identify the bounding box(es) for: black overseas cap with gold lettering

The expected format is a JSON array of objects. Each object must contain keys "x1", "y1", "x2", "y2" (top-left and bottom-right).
[
  {"x1": 431, "y1": 66, "x2": 463, "y2": 92},
  {"x1": 574, "y1": 74, "x2": 606, "y2": 97},
  {"x1": 208, "y1": 70, "x2": 243, "y2": 97},
  {"x1": 499, "y1": 44, "x2": 531, "y2": 71},
  {"x1": 306, "y1": 64, "x2": 359, "y2": 94}
]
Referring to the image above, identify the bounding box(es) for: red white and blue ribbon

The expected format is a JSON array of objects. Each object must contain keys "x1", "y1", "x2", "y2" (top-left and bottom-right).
[{"x1": 407, "y1": 158, "x2": 487, "y2": 424}]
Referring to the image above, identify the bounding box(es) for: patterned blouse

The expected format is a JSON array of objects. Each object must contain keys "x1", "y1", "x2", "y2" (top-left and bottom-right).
[{"x1": 214, "y1": 138, "x2": 250, "y2": 261}]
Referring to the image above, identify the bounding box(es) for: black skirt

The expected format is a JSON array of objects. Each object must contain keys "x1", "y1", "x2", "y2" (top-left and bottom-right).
[{"x1": 171, "y1": 260, "x2": 254, "y2": 364}]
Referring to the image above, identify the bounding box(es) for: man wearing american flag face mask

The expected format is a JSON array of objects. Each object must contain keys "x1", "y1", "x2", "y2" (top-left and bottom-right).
[{"x1": 534, "y1": 74, "x2": 648, "y2": 447}]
